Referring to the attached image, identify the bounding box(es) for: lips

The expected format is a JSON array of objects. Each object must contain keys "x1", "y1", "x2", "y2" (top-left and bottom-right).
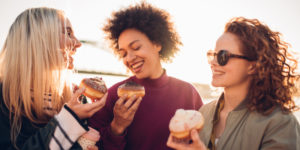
[
  {"x1": 130, "y1": 60, "x2": 144, "y2": 73},
  {"x1": 67, "y1": 48, "x2": 76, "y2": 70},
  {"x1": 212, "y1": 69, "x2": 225, "y2": 78}
]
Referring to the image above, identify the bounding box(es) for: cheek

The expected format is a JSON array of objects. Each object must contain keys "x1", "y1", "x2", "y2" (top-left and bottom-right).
[
  {"x1": 60, "y1": 37, "x2": 73, "y2": 50},
  {"x1": 122, "y1": 59, "x2": 128, "y2": 67}
]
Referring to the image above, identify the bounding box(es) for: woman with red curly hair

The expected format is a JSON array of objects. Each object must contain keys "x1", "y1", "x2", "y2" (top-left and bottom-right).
[{"x1": 167, "y1": 17, "x2": 300, "y2": 150}]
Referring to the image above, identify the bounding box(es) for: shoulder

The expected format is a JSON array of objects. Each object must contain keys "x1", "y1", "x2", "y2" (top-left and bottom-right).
[
  {"x1": 199, "y1": 100, "x2": 217, "y2": 115},
  {"x1": 252, "y1": 107, "x2": 299, "y2": 126},
  {"x1": 253, "y1": 107, "x2": 300, "y2": 149}
]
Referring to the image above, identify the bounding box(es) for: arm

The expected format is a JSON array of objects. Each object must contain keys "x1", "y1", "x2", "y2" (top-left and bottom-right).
[
  {"x1": 88, "y1": 89, "x2": 126, "y2": 150},
  {"x1": 0, "y1": 87, "x2": 106, "y2": 150},
  {"x1": 0, "y1": 105, "x2": 87, "y2": 150},
  {"x1": 261, "y1": 113, "x2": 300, "y2": 150},
  {"x1": 88, "y1": 86, "x2": 142, "y2": 150},
  {"x1": 189, "y1": 84, "x2": 204, "y2": 110}
]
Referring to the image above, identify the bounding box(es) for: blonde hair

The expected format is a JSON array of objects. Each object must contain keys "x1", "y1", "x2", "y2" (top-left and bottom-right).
[{"x1": 0, "y1": 7, "x2": 72, "y2": 147}]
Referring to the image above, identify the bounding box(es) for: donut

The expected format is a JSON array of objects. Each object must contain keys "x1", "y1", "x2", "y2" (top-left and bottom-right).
[
  {"x1": 169, "y1": 109, "x2": 204, "y2": 144},
  {"x1": 117, "y1": 81, "x2": 145, "y2": 98},
  {"x1": 79, "y1": 77, "x2": 107, "y2": 102}
]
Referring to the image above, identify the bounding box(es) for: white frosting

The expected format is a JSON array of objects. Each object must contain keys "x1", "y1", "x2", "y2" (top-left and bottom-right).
[{"x1": 169, "y1": 109, "x2": 203, "y2": 132}]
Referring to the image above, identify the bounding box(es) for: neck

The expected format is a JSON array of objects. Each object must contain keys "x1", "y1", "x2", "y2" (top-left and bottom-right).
[
  {"x1": 223, "y1": 79, "x2": 251, "y2": 112},
  {"x1": 150, "y1": 63, "x2": 164, "y2": 79}
]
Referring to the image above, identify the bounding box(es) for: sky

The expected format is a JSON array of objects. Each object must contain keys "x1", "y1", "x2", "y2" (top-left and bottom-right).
[{"x1": 0, "y1": 0, "x2": 300, "y2": 84}]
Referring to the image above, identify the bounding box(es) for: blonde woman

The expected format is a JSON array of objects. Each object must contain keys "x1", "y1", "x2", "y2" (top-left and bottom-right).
[{"x1": 0, "y1": 7, "x2": 106, "y2": 149}]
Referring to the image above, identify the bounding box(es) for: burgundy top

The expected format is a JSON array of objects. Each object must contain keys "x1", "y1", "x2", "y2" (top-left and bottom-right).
[{"x1": 88, "y1": 71, "x2": 203, "y2": 150}]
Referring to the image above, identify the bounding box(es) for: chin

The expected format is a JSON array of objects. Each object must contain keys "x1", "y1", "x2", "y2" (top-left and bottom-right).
[{"x1": 211, "y1": 80, "x2": 223, "y2": 87}]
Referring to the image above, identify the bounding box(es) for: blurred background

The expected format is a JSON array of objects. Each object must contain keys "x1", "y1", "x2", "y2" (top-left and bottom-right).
[{"x1": 0, "y1": 0, "x2": 299, "y2": 120}]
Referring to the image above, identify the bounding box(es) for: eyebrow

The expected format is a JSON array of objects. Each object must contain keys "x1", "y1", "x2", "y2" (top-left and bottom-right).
[{"x1": 118, "y1": 40, "x2": 139, "y2": 51}]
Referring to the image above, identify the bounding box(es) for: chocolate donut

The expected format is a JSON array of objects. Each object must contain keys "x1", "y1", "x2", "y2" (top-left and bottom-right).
[
  {"x1": 79, "y1": 77, "x2": 107, "y2": 101},
  {"x1": 117, "y1": 81, "x2": 145, "y2": 98}
]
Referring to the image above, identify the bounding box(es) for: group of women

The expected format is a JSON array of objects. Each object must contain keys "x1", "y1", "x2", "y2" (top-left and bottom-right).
[{"x1": 0, "y1": 2, "x2": 299, "y2": 150}]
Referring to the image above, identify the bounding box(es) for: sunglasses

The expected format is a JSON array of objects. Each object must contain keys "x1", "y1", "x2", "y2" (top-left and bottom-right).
[{"x1": 207, "y1": 50, "x2": 252, "y2": 66}]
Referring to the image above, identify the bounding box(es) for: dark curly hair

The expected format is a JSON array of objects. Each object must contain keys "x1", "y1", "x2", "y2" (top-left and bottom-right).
[
  {"x1": 102, "y1": 2, "x2": 182, "y2": 62},
  {"x1": 224, "y1": 17, "x2": 299, "y2": 115}
]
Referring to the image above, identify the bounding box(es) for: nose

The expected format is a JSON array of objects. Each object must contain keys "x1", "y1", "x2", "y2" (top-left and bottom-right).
[
  {"x1": 125, "y1": 51, "x2": 136, "y2": 63},
  {"x1": 209, "y1": 55, "x2": 218, "y2": 66},
  {"x1": 74, "y1": 38, "x2": 82, "y2": 48}
]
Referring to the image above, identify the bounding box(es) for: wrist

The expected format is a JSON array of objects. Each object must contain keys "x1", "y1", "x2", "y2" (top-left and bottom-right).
[{"x1": 111, "y1": 120, "x2": 125, "y2": 136}]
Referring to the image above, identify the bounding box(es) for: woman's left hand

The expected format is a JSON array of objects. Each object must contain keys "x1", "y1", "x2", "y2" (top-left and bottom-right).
[
  {"x1": 87, "y1": 145, "x2": 98, "y2": 150},
  {"x1": 66, "y1": 87, "x2": 107, "y2": 119},
  {"x1": 166, "y1": 129, "x2": 207, "y2": 150}
]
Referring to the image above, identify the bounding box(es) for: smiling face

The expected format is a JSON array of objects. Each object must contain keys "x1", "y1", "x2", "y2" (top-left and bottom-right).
[
  {"x1": 210, "y1": 32, "x2": 254, "y2": 89},
  {"x1": 59, "y1": 17, "x2": 81, "y2": 69},
  {"x1": 117, "y1": 28, "x2": 163, "y2": 79}
]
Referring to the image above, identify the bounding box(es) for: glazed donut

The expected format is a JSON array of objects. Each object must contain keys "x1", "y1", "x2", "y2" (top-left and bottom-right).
[
  {"x1": 79, "y1": 77, "x2": 107, "y2": 101},
  {"x1": 117, "y1": 81, "x2": 145, "y2": 98},
  {"x1": 169, "y1": 109, "x2": 204, "y2": 144}
]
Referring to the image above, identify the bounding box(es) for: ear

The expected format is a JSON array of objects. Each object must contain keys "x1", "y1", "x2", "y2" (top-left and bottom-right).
[
  {"x1": 154, "y1": 43, "x2": 162, "y2": 53},
  {"x1": 247, "y1": 62, "x2": 256, "y2": 75}
]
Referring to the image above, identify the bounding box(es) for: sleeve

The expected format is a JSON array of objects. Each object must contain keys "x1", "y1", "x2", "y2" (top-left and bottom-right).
[
  {"x1": 261, "y1": 113, "x2": 300, "y2": 150},
  {"x1": 49, "y1": 105, "x2": 88, "y2": 150},
  {"x1": 0, "y1": 104, "x2": 88, "y2": 150},
  {"x1": 88, "y1": 87, "x2": 126, "y2": 150}
]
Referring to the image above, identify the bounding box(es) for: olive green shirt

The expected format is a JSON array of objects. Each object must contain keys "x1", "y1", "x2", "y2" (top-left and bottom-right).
[{"x1": 199, "y1": 98, "x2": 300, "y2": 150}]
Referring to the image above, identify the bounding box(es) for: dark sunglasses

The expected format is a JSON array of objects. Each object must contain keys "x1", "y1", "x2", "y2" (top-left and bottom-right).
[{"x1": 207, "y1": 50, "x2": 252, "y2": 66}]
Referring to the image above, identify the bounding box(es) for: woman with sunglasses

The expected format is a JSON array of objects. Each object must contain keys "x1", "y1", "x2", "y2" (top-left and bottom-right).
[
  {"x1": 0, "y1": 7, "x2": 106, "y2": 150},
  {"x1": 88, "y1": 2, "x2": 203, "y2": 150},
  {"x1": 167, "y1": 17, "x2": 300, "y2": 150}
]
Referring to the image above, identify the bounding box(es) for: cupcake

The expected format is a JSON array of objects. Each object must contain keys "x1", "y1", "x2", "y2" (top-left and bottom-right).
[
  {"x1": 78, "y1": 127, "x2": 100, "y2": 150},
  {"x1": 169, "y1": 109, "x2": 204, "y2": 144}
]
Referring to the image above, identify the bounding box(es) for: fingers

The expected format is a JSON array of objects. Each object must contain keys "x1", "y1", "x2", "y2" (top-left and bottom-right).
[
  {"x1": 128, "y1": 97, "x2": 142, "y2": 115},
  {"x1": 166, "y1": 134, "x2": 174, "y2": 147},
  {"x1": 89, "y1": 93, "x2": 108, "y2": 114},
  {"x1": 69, "y1": 87, "x2": 85, "y2": 104},
  {"x1": 190, "y1": 129, "x2": 207, "y2": 150},
  {"x1": 123, "y1": 95, "x2": 137, "y2": 109},
  {"x1": 115, "y1": 94, "x2": 127, "y2": 106},
  {"x1": 87, "y1": 145, "x2": 98, "y2": 150},
  {"x1": 166, "y1": 134, "x2": 186, "y2": 150},
  {"x1": 190, "y1": 129, "x2": 200, "y2": 142}
]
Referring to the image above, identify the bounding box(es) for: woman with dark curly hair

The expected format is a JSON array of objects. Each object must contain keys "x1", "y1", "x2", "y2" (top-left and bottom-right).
[
  {"x1": 167, "y1": 17, "x2": 300, "y2": 150},
  {"x1": 88, "y1": 2, "x2": 203, "y2": 150}
]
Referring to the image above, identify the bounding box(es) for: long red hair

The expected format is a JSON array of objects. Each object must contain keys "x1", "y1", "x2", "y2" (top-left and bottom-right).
[{"x1": 225, "y1": 17, "x2": 299, "y2": 115}]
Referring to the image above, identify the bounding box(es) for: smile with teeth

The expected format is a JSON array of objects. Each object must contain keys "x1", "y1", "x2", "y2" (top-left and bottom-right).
[{"x1": 130, "y1": 61, "x2": 144, "y2": 72}]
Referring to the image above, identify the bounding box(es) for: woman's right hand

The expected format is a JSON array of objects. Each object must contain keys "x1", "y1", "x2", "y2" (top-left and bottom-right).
[
  {"x1": 110, "y1": 94, "x2": 142, "y2": 135},
  {"x1": 167, "y1": 129, "x2": 207, "y2": 150},
  {"x1": 66, "y1": 87, "x2": 107, "y2": 119}
]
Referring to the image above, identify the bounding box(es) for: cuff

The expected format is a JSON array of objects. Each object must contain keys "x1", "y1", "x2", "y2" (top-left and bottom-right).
[
  {"x1": 49, "y1": 105, "x2": 88, "y2": 150},
  {"x1": 107, "y1": 125, "x2": 127, "y2": 143}
]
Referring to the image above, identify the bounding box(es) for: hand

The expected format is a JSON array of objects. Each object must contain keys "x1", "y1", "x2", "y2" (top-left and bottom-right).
[
  {"x1": 66, "y1": 87, "x2": 107, "y2": 119},
  {"x1": 111, "y1": 94, "x2": 142, "y2": 135},
  {"x1": 167, "y1": 129, "x2": 207, "y2": 150},
  {"x1": 87, "y1": 145, "x2": 98, "y2": 150}
]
